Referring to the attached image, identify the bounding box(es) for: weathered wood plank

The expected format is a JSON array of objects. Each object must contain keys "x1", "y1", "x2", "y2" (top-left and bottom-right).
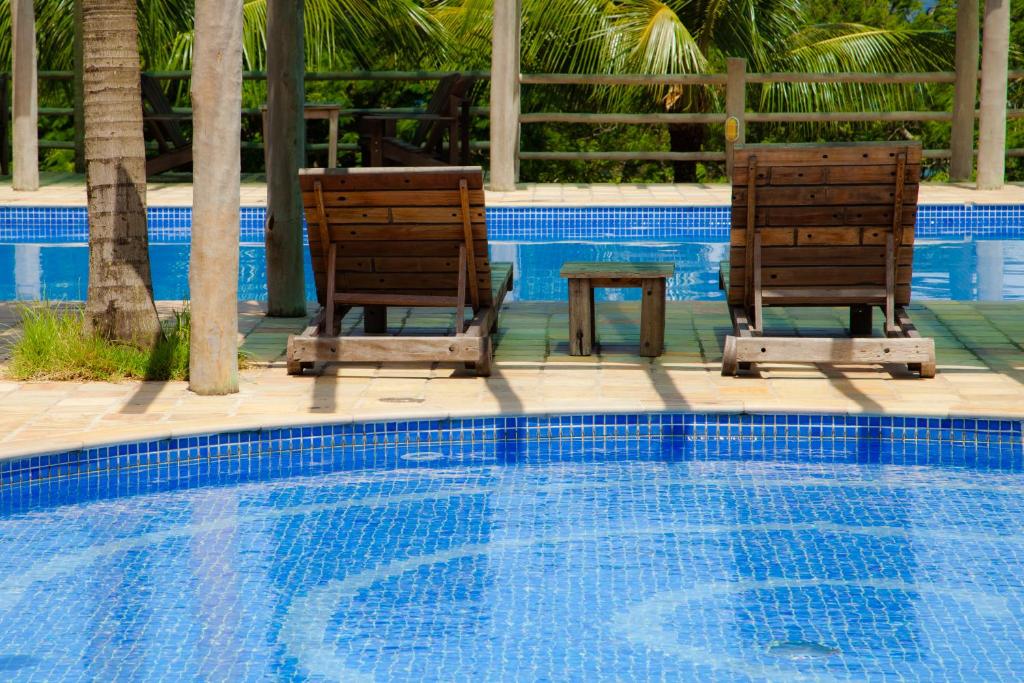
[
  {"x1": 302, "y1": 189, "x2": 486, "y2": 207},
  {"x1": 298, "y1": 167, "x2": 485, "y2": 191},
  {"x1": 390, "y1": 206, "x2": 487, "y2": 224},
  {"x1": 321, "y1": 224, "x2": 489, "y2": 241},
  {"x1": 734, "y1": 142, "x2": 922, "y2": 167},
  {"x1": 727, "y1": 285, "x2": 911, "y2": 305},
  {"x1": 729, "y1": 336, "x2": 935, "y2": 364},
  {"x1": 733, "y1": 163, "x2": 922, "y2": 186},
  {"x1": 323, "y1": 240, "x2": 482, "y2": 258},
  {"x1": 288, "y1": 335, "x2": 483, "y2": 363},
  {"x1": 732, "y1": 184, "x2": 919, "y2": 207},
  {"x1": 559, "y1": 262, "x2": 674, "y2": 279}
]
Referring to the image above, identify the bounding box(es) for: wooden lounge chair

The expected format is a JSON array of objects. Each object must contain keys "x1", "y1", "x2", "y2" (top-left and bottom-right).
[
  {"x1": 141, "y1": 75, "x2": 193, "y2": 177},
  {"x1": 720, "y1": 141, "x2": 935, "y2": 377},
  {"x1": 286, "y1": 166, "x2": 513, "y2": 376},
  {"x1": 357, "y1": 74, "x2": 478, "y2": 167}
]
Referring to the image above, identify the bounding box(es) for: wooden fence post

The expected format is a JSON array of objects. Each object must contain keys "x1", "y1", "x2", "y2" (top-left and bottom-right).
[
  {"x1": 976, "y1": 0, "x2": 1010, "y2": 190},
  {"x1": 950, "y1": 0, "x2": 979, "y2": 182},
  {"x1": 490, "y1": 0, "x2": 521, "y2": 191},
  {"x1": 725, "y1": 57, "x2": 746, "y2": 180},
  {"x1": 11, "y1": 0, "x2": 38, "y2": 190}
]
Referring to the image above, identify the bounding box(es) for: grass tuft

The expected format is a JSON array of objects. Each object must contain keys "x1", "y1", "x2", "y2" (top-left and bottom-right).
[{"x1": 9, "y1": 303, "x2": 240, "y2": 382}]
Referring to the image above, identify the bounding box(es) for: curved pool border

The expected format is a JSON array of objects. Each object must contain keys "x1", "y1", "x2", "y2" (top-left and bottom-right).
[{"x1": 2, "y1": 411, "x2": 1021, "y2": 492}]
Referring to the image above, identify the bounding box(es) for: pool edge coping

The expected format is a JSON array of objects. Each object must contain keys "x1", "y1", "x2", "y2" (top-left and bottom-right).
[{"x1": 4, "y1": 403, "x2": 1023, "y2": 464}]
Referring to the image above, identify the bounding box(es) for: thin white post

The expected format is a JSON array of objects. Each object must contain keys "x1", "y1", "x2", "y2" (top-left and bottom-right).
[
  {"x1": 11, "y1": 0, "x2": 38, "y2": 190},
  {"x1": 490, "y1": 0, "x2": 521, "y2": 191},
  {"x1": 725, "y1": 58, "x2": 746, "y2": 180},
  {"x1": 976, "y1": 0, "x2": 1011, "y2": 190},
  {"x1": 950, "y1": 0, "x2": 979, "y2": 182}
]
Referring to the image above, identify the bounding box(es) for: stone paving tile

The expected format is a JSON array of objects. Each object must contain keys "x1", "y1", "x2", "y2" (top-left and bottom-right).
[
  {"x1": 0, "y1": 175, "x2": 1021, "y2": 207},
  {"x1": 0, "y1": 299, "x2": 1023, "y2": 457}
]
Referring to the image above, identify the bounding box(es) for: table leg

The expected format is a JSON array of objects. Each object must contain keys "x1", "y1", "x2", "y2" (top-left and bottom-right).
[
  {"x1": 328, "y1": 111, "x2": 338, "y2": 168},
  {"x1": 568, "y1": 278, "x2": 594, "y2": 356},
  {"x1": 590, "y1": 284, "x2": 597, "y2": 350},
  {"x1": 640, "y1": 278, "x2": 666, "y2": 357}
]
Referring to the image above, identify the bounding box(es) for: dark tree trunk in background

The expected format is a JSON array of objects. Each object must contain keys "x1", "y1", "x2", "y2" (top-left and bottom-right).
[{"x1": 668, "y1": 123, "x2": 706, "y2": 183}]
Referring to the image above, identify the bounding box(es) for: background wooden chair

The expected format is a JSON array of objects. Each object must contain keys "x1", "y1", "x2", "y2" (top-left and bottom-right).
[
  {"x1": 720, "y1": 141, "x2": 935, "y2": 377},
  {"x1": 357, "y1": 74, "x2": 478, "y2": 167},
  {"x1": 141, "y1": 75, "x2": 193, "y2": 177}
]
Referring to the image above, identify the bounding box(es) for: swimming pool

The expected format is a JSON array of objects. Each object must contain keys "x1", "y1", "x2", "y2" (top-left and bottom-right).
[
  {"x1": 2, "y1": 239, "x2": 1024, "y2": 303},
  {"x1": 0, "y1": 413, "x2": 1022, "y2": 681},
  {"x1": 1, "y1": 204, "x2": 1023, "y2": 302}
]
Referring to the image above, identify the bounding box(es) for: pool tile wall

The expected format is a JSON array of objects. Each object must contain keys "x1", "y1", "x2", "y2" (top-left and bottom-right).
[
  {"x1": 2, "y1": 413, "x2": 1021, "y2": 495},
  {"x1": 1, "y1": 205, "x2": 1022, "y2": 243}
]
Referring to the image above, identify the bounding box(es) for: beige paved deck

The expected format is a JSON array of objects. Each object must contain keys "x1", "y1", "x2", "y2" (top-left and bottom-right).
[
  {"x1": 1, "y1": 299, "x2": 1023, "y2": 460},
  {"x1": 0, "y1": 175, "x2": 1021, "y2": 206}
]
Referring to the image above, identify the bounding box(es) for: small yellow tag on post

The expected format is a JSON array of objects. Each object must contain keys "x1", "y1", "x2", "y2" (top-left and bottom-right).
[{"x1": 725, "y1": 116, "x2": 740, "y2": 142}]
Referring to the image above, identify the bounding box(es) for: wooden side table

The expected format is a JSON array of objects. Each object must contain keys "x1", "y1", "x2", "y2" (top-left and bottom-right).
[{"x1": 560, "y1": 262, "x2": 674, "y2": 357}]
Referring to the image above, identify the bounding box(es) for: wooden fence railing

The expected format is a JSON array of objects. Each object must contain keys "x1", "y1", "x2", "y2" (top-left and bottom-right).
[
  {"x1": 3, "y1": 64, "x2": 1022, "y2": 178},
  {"x1": 0, "y1": 70, "x2": 492, "y2": 175},
  {"x1": 519, "y1": 64, "x2": 1024, "y2": 168}
]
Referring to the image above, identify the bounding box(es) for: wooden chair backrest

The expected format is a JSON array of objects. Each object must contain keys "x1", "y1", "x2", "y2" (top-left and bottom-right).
[
  {"x1": 411, "y1": 74, "x2": 461, "y2": 149},
  {"x1": 140, "y1": 75, "x2": 188, "y2": 150},
  {"x1": 728, "y1": 141, "x2": 922, "y2": 307},
  {"x1": 299, "y1": 166, "x2": 493, "y2": 310}
]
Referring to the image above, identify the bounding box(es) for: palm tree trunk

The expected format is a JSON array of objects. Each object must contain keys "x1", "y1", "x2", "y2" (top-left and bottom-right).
[
  {"x1": 82, "y1": 0, "x2": 162, "y2": 347},
  {"x1": 189, "y1": 0, "x2": 242, "y2": 395},
  {"x1": 667, "y1": 123, "x2": 705, "y2": 183}
]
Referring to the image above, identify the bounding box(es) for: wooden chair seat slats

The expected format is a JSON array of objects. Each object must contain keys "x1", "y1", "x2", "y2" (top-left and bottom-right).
[
  {"x1": 720, "y1": 141, "x2": 935, "y2": 378},
  {"x1": 287, "y1": 166, "x2": 511, "y2": 377}
]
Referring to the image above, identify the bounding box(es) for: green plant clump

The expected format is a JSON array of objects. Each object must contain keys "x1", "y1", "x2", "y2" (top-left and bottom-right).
[{"x1": 10, "y1": 304, "x2": 202, "y2": 382}]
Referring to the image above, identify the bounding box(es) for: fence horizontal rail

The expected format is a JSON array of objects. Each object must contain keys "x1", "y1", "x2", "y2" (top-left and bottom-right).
[
  {"x1": 521, "y1": 73, "x2": 727, "y2": 86},
  {"x1": 38, "y1": 70, "x2": 492, "y2": 82},
  {"x1": 519, "y1": 151, "x2": 726, "y2": 162},
  {"x1": 521, "y1": 112, "x2": 726, "y2": 125}
]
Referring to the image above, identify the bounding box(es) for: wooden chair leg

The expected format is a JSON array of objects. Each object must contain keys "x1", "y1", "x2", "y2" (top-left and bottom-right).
[
  {"x1": 850, "y1": 304, "x2": 873, "y2": 337},
  {"x1": 364, "y1": 305, "x2": 387, "y2": 334},
  {"x1": 324, "y1": 244, "x2": 337, "y2": 337}
]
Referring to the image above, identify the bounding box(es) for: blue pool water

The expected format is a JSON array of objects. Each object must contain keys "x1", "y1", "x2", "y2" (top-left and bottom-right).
[
  {"x1": 2, "y1": 239, "x2": 1024, "y2": 302},
  {"x1": 1, "y1": 420, "x2": 1023, "y2": 681}
]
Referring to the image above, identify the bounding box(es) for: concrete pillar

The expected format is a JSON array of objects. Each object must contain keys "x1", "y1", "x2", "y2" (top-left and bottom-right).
[
  {"x1": 189, "y1": 0, "x2": 242, "y2": 395},
  {"x1": 950, "y1": 0, "x2": 979, "y2": 182},
  {"x1": 490, "y1": 0, "x2": 521, "y2": 191},
  {"x1": 976, "y1": 0, "x2": 1011, "y2": 190},
  {"x1": 11, "y1": 0, "x2": 39, "y2": 191},
  {"x1": 264, "y1": 0, "x2": 307, "y2": 317}
]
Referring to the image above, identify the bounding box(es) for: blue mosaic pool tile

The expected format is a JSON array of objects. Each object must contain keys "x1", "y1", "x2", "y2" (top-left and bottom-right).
[
  {"x1": 1, "y1": 412, "x2": 1021, "y2": 493},
  {"x1": 1, "y1": 204, "x2": 1022, "y2": 243}
]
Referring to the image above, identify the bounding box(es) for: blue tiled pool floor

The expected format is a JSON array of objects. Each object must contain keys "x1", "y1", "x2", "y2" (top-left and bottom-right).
[{"x1": 1, "y1": 432, "x2": 1023, "y2": 681}]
